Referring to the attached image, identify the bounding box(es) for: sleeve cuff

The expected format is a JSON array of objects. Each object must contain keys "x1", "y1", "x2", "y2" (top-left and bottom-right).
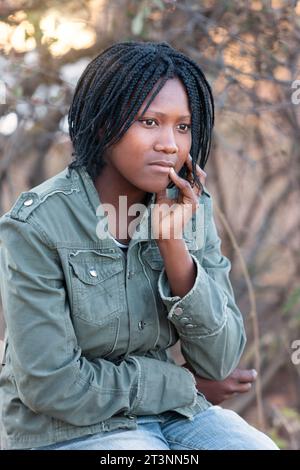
[
  {"x1": 158, "y1": 254, "x2": 228, "y2": 337},
  {"x1": 127, "y1": 356, "x2": 198, "y2": 418}
]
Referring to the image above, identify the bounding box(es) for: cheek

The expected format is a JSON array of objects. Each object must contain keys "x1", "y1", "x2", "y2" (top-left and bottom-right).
[
  {"x1": 177, "y1": 135, "x2": 192, "y2": 162},
  {"x1": 116, "y1": 128, "x2": 151, "y2": 160},
  {"x1": 176, "y1": 130, "x2": 192, "y2": 149},
  {"x1": 184, "y1": 132, "x2": 192, "y2": 149},
  {"x1": 109, "y1": 142, "x2": 144, "y2": 177}
]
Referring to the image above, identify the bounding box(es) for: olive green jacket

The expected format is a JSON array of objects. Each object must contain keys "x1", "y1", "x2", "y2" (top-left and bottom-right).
[{"x1": 0, "y1": 166, "x2": 246, "y2": 449}]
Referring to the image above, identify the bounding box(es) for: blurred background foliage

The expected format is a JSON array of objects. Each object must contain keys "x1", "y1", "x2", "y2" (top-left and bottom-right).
[{"x1": 0, "y1": 0, "x2": 300, "y2": 448}]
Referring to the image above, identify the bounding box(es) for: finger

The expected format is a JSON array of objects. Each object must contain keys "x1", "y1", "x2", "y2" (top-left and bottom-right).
[
  {"x1": 187, "y1": 171, "x2": 203, "y2": 198},
  {"x1": 169, "y1": 167, "x2": 193, "y2": 190},
  {"x1": 187, "y1": 154, "x2": 207, "y2": 178},
  {"x1": 169, "y1": 168, "x2": 199, "y2": 206},
  {"x1": 186, "y1": 155, "x2": 207, "y2": 187},
  {"x1": 235, "y1": 382, "x2": 253, "y2": 393},
  {"x1": 231, "y1": 368, "x2": 257, "y2": 383},
  {"x1": 184, "y1": 159, "x2": 204, "y2": 196}
]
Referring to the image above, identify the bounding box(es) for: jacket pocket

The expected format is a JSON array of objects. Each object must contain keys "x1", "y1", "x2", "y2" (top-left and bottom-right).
[
  {"x1": 69, "y1": 250, "x2": 124, "y2": 325},
  {"x1": 68, "y1": 250, "x2": 124, "y2": 358},
  {"x1": 142, "y1": 245, "x2": 164, "y2": 271}
]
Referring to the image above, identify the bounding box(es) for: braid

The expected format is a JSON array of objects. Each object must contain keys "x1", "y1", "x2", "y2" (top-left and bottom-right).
[{"x1": 68, "y1": 41, "x2": 214, "y2": 181}]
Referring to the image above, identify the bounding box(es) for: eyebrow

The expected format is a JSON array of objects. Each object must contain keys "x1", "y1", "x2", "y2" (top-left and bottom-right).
[{"x1": 141, "y1": 110, "x2": 191, "y2": 119}]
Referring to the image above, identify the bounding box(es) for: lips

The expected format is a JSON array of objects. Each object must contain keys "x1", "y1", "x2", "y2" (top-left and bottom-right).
[
  {"x1": 148, "y1": 164, "x2": 173, "y2": 176},
  {"x1": 148, "y1": 160, "x2": 175, "y2": 168}
]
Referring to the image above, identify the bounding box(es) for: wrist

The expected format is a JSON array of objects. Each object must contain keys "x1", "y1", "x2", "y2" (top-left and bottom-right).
[{"x1": 156, "y1": 238, "x2": 187, "y2": 254}]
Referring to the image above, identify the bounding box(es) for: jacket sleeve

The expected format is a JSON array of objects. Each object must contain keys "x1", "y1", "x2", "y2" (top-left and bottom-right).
[
  {"x1": 158, "y1": 196, "x2": 247, "y2": 380},
  {"x1": 0, "y1": 215, "x2": 197, "y2": 426}
]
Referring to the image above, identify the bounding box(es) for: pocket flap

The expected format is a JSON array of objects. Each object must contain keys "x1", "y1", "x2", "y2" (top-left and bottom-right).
[
  {"x1": 143, "y1": 246, "x2": 164, "y2": 271},
  {"x1": 69, "y1": 250, "x2": 123, "y2": 285}
]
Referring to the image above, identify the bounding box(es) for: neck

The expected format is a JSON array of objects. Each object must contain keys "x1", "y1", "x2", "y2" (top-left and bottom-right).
[
  {"x1": 94, "y1": 168, "x2": 149, "y2": 208},
  {"x1": 94, "y1": 168, "x2": 151, "y2": 244}
]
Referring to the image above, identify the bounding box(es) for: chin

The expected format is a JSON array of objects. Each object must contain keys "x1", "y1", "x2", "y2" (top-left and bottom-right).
[
  {"x1": 142, "y1": 178, "x2": 171, "y2": 194},
  {"x1": 146, "y1": 184, "x2": 169, "y2": 194}
]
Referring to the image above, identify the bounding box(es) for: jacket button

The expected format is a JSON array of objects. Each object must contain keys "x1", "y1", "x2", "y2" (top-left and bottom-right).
[
  {"x1": 23, "y1": 198, "x2": 33, "y2": 206},
  {"x1": 127, "y1": 414, "x2": 136, "y2": 420},
  {"x1": 174, "y1": 307, "x2": 183, "y2": 316},
  {"x1": 89, "y1": 269, "x2": 98, "y2": 277},
  {"x1": 138, "y1": 321, "x2": 146, "y2": 330}
]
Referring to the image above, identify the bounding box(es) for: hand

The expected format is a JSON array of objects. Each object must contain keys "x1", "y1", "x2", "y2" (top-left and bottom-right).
[
  {"x1": 183, "y1": 364, "x2": 257, "y2": 405},
  {"x1": 152, "y1": 154, "x2": 207, "y2": 241}
]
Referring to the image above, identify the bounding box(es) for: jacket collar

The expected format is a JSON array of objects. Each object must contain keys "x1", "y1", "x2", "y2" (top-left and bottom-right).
[{"x1": 75, "y1": 166, "x2": 209, "y2": 248}]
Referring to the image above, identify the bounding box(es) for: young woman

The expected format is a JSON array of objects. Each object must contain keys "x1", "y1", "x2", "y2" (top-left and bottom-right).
[{"x1": 0, "y1": 41, "x2": 277, "y2": 450}]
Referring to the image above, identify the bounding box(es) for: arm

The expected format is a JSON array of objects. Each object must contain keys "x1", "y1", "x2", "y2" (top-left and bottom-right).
[
  {"x1": 157, "y1": 237, "x2": 254, "y2": 400},
  {"x1": 157, "y1": 196, "x2": 247, "y2": 380},
  {"x1": 183, "y1": 363, "x2": 257, "y2": 405},
  {"x1": 0, "y1": 215, "x2": 197, "y2": 425},
  {"x1": 157, "y1": 239, "x2": 196, "y2": 298}
]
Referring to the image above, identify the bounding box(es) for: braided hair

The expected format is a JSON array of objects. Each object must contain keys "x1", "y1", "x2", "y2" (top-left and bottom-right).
[{"x1": 68, "y1": 41, "x2": 214, "y2": 189}]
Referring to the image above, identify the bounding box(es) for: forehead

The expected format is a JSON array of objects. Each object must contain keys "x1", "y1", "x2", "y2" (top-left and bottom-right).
[{"x1": 140, "y1": 78, "x2": 191, "y2": 115}]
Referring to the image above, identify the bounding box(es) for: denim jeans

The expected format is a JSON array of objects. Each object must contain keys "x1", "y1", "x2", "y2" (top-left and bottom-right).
[{"x1": 31, "y1": 406, "x2": 278, "y2": 450}]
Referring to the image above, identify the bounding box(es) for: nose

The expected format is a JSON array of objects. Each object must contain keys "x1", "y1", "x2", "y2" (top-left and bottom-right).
[{"x1": 153, "y1": 128, "x2": 178, "y2": 154}]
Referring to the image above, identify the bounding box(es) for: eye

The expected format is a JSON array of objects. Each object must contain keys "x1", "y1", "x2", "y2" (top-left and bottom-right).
[
  {"x1": 177, "y1": 124, "x2": 191, "y2": 133},
  {"x1": 139, "y1": 119, "x2": 157, "y2": 127},
  {"x1": 138, "y1": 119, "x2": 191, "y2": 132}
]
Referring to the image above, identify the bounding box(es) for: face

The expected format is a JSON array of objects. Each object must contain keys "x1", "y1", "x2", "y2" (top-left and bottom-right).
[{"x1": 101, "y1": 78, "x2": 192, "y2": 195}]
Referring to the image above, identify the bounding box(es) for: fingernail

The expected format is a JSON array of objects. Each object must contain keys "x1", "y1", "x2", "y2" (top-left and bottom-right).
[{"x1": 251, "y1": 369, "x2": 258, "y2": 379}]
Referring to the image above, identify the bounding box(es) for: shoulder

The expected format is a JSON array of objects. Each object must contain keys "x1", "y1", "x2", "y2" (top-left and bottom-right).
[
  {"x1": 4, "y1": 167, "x2": 80, "y2": 224},
  {"x1": 0, "y1": 167, "x2": 82, "y2": 249}
]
